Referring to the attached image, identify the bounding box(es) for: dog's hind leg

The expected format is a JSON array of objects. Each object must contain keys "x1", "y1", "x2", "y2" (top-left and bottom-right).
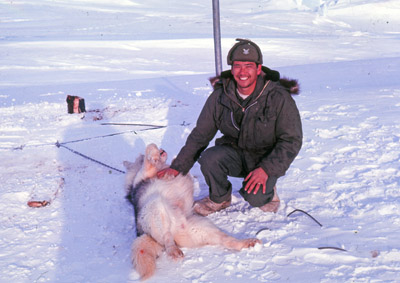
[
  {"x1": 176, "y1": 214, "x2": 261, "y2": 251},
  {"x1": 219, "y1": 233, "x2": 261, "y2": 251}
]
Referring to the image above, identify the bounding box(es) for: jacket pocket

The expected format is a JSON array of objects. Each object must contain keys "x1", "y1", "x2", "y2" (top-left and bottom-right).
[{"x1": 251, "y1": 114, "x2": 276, "y2": 149}]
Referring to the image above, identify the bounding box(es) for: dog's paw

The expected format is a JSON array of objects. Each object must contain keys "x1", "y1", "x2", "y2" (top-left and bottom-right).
[
  {"x1": 166, "y1": 245, "x2": 184, "y2": 261},
  {"x1": 241, "y1": 238, "x2": 262, "y2": 249}
]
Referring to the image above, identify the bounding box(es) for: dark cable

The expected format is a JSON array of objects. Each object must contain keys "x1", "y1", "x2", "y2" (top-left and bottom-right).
[{"x1": 287, "y1": 209, "x2": 323, "y2": 227}]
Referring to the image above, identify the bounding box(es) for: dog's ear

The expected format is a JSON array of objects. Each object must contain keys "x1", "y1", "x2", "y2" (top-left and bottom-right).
[
  {"x1": 123, "y1": 154, "x2": 145, "y2": 170},
  {"x1": 123, "y1": 161, "x2": 133, "y2": 169},
  {"x1": 135, "y1": 154, "x2": 145, "y2": 164}
]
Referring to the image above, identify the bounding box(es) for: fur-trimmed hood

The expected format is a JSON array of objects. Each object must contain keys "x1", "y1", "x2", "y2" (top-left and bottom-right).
[{"x1": 209, "y1": 66, "x2": 300, "y2": 95}]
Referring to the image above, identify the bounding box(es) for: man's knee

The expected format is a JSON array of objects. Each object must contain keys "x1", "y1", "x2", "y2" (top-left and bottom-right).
[
  {"x1": 239, "y1": 177, "x2": 278, "y2": 207},
  {"x1": 199, "y1": 146, "x2": 226, "y2": 166},
  {"x1": 198, "y1": 145, "x2": 245, "y2": 191},
  {"x1": 201, "y1": 150, "x2": 229, "y2": 181},
  {"x1": 199, "y1": 146, "x2": 238, "y2": 174}
]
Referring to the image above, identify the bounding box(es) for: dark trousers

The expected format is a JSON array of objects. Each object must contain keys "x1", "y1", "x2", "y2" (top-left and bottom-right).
[{"x1": 198, "y1": 145, "x2": 278, "y2": 207}]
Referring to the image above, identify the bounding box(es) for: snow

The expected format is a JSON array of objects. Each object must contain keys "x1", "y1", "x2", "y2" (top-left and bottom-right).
[{"x1": 1, "y1": 0, "x2": 400, "y2": 282}]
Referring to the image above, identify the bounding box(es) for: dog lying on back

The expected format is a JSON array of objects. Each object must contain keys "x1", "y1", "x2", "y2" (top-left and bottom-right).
[{"x1": 123, "y1": 144, "x2": 261, "y2": 280}]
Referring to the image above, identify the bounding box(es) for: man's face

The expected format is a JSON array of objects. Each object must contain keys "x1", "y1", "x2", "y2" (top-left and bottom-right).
[{"x1": 231, "y1": 61, "x2": 262, "y2": 95}]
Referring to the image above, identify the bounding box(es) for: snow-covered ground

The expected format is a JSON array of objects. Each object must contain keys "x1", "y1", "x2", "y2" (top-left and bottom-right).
[{"x1": 1, "y1": 0, "x2": 400, "y2": 282}]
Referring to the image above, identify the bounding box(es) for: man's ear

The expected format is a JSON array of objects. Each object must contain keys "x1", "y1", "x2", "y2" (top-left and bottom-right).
[{"x1": 257, "y1": 64, "x2": 262, "y2": 75}]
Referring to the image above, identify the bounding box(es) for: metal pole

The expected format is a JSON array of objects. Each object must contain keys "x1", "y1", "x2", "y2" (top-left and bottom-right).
[{"x1": 212, "y1": 0, "x2": 222, "y2": 76}]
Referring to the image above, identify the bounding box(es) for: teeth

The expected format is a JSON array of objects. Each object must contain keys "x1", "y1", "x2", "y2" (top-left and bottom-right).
[{"x1": 240, "y1": 77, "x2": 248, "y2": 81}]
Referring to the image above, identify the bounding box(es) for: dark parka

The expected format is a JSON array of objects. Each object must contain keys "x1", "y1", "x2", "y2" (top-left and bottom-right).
[{"x1": 171, "y1": 67, "x2": 303, "y2": 178}]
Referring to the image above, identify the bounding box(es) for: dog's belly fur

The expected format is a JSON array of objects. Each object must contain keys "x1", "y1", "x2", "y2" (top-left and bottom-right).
[{"x1": 130, "y1": 174, "x2": 195, "y2": 244}]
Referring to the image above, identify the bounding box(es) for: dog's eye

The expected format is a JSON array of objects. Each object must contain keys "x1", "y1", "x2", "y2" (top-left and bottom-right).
[{"x1": 160, "y1": 149, "x2": 165, "y2": 155}]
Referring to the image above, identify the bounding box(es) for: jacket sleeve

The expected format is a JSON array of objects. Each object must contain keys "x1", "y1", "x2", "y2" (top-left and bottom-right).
[
  {"x1": 170, "y1": 90, "x2": 220, "y2": 175},
  {"x1": 259, "y1": 89, "x2": 303, "y2": 177}
]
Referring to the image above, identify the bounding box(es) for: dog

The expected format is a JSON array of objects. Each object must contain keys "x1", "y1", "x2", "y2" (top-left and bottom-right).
[{"x1": 123, "y1": 144, "x2": 261, "y2": 280}]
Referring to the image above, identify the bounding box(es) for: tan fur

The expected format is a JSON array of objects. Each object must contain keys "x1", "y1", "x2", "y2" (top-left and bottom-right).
[
  {"x1": 131, "y1": 234, "x2": 163, "y2": 281},
  {"x1": 124, "y1": 144, "x2": 261, "y2": 280}
]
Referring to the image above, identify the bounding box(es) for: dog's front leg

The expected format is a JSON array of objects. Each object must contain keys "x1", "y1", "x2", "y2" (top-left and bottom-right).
[{"x1": 163, "y1": 232, "x2": 184, "y2": 260}]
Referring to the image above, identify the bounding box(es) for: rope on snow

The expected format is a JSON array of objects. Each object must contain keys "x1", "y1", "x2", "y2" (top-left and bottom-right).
[
  {"x1": 287, "y1": 209, "x2": 323, "y2": 227},
  {"x1": 55, "y1": 141, "x2": 126, "y2": 174},
  {"x1": 255, "y1": 208, "x2": 347, "y2": 252}
]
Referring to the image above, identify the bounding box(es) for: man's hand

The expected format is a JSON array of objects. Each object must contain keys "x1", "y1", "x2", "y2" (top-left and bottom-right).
[
  {"x1": 157, "y1": 167, "x2": 179, "y2": 178},
  {"x1": 244, "y1": 167, "x2": 269, "y2": 195}
]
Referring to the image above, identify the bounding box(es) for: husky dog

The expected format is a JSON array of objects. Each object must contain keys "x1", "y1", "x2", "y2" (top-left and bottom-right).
[{"x1": 123, "y1": 144, "x2": 261, "y2": 280}]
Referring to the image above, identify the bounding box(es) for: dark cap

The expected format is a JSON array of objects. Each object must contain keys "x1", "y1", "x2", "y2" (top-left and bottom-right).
[{"x1": 227, "y1": 38, "x2": 263, "y2": 65}]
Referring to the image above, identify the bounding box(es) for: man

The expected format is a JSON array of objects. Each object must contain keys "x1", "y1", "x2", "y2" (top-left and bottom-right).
[{"x1": 158, "y1": 38, "x2": 302, "y2": 216}]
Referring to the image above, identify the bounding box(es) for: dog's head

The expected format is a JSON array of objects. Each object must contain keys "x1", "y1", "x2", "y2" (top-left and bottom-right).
[{"x1": 145, "y1": 143, "x2": 168, "y2": 171}]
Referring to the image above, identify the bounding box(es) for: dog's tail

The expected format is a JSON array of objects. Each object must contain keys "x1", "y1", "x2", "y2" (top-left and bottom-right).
[{"x1": 132, "y1": 234, "x2": 163, "y2": 280}]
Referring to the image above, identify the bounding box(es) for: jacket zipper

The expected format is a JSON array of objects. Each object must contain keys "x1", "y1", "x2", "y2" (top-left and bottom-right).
[
  {"x1": 224, "y1": 80, "x2": 271, "y2": 112},
  {"x1": 230, "y1": 112, "x2": 240, "y2": 131},
  {"x1": 224, "y1": 80, "x2": 271, "y2": 130}
]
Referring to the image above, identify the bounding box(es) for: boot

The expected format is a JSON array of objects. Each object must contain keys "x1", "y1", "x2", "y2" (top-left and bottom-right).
[
  {"x1": 259, "y1": 186, "x2": 280, "y2": 213},
  {"x1": 193, "y1": 196, "x2": 231, "y2": 216}
]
